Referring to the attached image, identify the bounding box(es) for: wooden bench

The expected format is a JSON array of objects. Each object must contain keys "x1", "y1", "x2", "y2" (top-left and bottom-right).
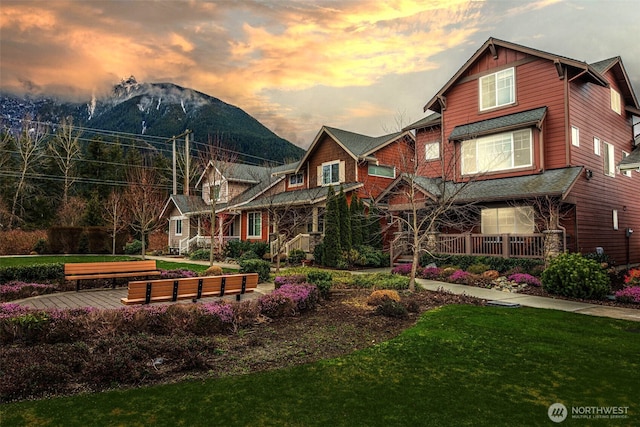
[
  {"x1": 120, "y1": 273, "x2": 259, "y2": 305},
  {"x1": 65, "y1": 260, "x2": 161, "y2": 292}
]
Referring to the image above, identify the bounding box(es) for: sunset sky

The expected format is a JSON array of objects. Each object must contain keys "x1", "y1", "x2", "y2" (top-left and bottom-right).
[{"x1": 1, "y1": 0, "x2": 638, "y2": 148}]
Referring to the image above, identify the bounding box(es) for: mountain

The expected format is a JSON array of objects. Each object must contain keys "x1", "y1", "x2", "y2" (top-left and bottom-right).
[{"x1": 0, "y1": 77, "x2": 304, "y2": 164}]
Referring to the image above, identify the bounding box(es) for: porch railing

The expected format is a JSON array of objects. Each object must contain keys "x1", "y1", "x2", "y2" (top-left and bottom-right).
[
  {"x1": 436, "y1": 233, "x2": 546, "y2": 259},
  {"x1": 178, "y1": 235, "x2": 240, "y2": 255},
  {"x1": 271, "y1": 233, "x2": 312, "y2": 259}
]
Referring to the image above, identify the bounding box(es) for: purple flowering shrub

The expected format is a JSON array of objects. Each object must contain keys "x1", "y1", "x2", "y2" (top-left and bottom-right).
[
  {"x1": 507, "y1": 273, "x2": 541, "y2": 287},
  {"x1": 195, "y1": 301, "x2": 235, "y2": 333},
  {"x1": 274, "y1": 274, "x2": 307, "y2": 289},
  {"x1": 615, "y1": 286, "x2": 640, "y2": 304},
  {"x1": 448, "y1": 270, "x2": 471, "y2": 284},
  {"x1": 160, "y1": 269, "x2": 199, "y2": 279},
  {"x1": 420, "y1": 266, "x2": 442, "y2": 279},
  {"x1": 391, "y1": 263, "x2": 413, "y2": 275},
  {"x1": 0, "y1": 281, "x2": 57, "y2": 302},
  {"x1": 259, "y1": 283, "x2": 319, "y2": 317}
]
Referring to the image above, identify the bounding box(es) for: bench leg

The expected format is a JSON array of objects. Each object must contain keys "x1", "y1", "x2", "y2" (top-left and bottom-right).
[
  {"x1": 236, "y1": 294, "x2": 241, "y2": 302},
  {"x1": 76, "y1": 280, "x2": 80, "y2": 292}
]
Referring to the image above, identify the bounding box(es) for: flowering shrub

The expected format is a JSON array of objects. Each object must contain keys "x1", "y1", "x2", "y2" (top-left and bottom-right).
[
  {"x1": 507, "y1": 273, "x2": 541, "y2": 287},
  {"x1": 0, "y1": 303, "x2": 32, "y2": 320},
  {"x1": 195, "y1": 301, "x2": 235, "y2": 333},
  {"x1": 615, "y1": 286, "x2": 640, "y2": 304},
  {"x1": 420, "y1": 266, "x2": 442, "y2": 280},
  {"x1": 259, "y1": 283, "x2": 318, "y2": 317},
  {"x1": 391, "y1": 263, "x2": 413, "y2": 275},
  {"x1": 0, "y1": 281, "x2": 57, "y2": 302},
  {"x1": 274, "y1": 274, "x2": 307, "y2": 289},
  {"x1": 448, "y1": 270, "x2": 470, "y2": 284},
  {"x1": 160, "y1": 269, "x2": 199, "y2": 279},
  {"x1": 624, "y1": 268, "x2": 640, "y2": 287}
]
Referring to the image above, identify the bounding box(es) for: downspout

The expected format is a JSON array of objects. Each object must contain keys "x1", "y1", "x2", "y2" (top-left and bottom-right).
[{"x1": 563, "y1": 65, "x2": 571, "y2": 166}]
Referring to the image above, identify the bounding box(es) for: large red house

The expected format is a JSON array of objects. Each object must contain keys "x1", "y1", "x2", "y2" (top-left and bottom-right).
[{"x1": 381, "y1": 37, "x2": 640, "y2": 265}]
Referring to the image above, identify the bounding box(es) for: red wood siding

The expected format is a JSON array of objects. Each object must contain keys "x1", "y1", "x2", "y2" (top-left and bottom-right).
[
  {"x1": 357, "y1": 138, "x2": 415, "y2": 199},
  {"x1": 305, "y1": 134, "x2": 356, "y2": 187}
]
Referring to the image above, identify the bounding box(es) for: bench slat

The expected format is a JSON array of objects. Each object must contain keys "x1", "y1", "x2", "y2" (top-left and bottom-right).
[
  {"x1": 64, "y1": 261, "x2": 160, "y2": 292},
  {"x1": 121, "y1": 273, "x2": 259, "y2": 305}
]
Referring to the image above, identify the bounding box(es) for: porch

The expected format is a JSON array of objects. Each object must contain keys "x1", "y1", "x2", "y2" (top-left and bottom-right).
[{"x1": 390, "y1": 232, "x2": 554, "y2": 264}]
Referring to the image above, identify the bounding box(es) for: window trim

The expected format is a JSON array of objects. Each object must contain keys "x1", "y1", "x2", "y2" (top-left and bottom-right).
[
  {"x1": 571, "y1": 126, "x2": 579, "y2": 147},
  {"x1": 289, "y1": 173, "x2": 304, "y2": 187},
  {"x1": 593, "y1": 137, "x2": 600, "y2": 156},
  {"x1": 368, "y1": 164, "x2": 395, "y2": 179},
  {"x1": 613, "y1": 209, "x2": 619, "y2": 230},
  {"x1": 603, "y1": 141, "x2": 615, "y2": 177},
  {"x1": 461, "y1": 128, "x2": 533, "y2": 175},
  {"x1": 425, "y1": 141, "x2": 441, "y2": 161},
  {"x1": 479, "y1": 67, "x2": 515, "y2": 111},
  {"x1": 247, "y1": 211, "x2": 262, "y2": 239},
  {"x1": 611, "y1": 88, "x2": 622, "y2": 115},
  {"x1": 321, "y1": 160, "x2": 341, "y2": 186}
]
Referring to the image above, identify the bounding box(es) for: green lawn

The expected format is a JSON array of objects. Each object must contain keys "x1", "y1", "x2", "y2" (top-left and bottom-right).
[
  {"x1": 0, "y1": 255, "x2": 235, "y2": 274},
  {"x1": 2, "y1": 305, "x2": 637, "y2": 426}
]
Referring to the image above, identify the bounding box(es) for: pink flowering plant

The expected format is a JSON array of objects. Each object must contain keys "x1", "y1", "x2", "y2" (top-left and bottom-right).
[
  {"x1": 274, "y1": 274, "x2": 307, "y2": 289},
  {"x1": 160, "y1": 269, "x2": 199, "y2": 279},
  {"x1": 0, "y1": 281, "x2": 57, "y2": 302},
  {"x1": 391, "y1": 263, "x2": 413, "y2": 275},
  {"x1": 615, "y1": 286, "x2": 640, "y2": 304},
  {"x1": 420, "y1": 266, "x2": 443, "y2": 280},
  {"x1": 448, "y1": 270, "x2": 471, "y2": 284},
  {"x1": 259, "y1": 283, "x2": 318, "y2": 317},
  {"x1": 507, "y1": 273, "x2": 541, "y2": 287}
]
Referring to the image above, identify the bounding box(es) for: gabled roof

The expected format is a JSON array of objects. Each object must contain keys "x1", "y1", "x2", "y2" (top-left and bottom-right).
[
  {"x1": 240, "y1": 182, "x2": 363, "y2": 210},
  {"x1": 619, "y1": 147, "x2": 640, "y2": 171},
  {"x1": 424, "y1": 37, "x2": 613, "y2": 113},
  {"x1": 160, "y1": 194, "x2": 209, "y2": 218},
  {"x1": 449, "y1": 107, "x2": 547, "y2": 141},
  {"x1": 404, "y1": 112, "x2": 441, "y2": 131},
  {"x1": 590, "y1": 56, "x2": 639, "y2": 109},
  {"x1": 196, "y1": 161, "x2": 278, "y2": 188},
  {"x1": 377, "y1": 167, "x2": 583, "y2": 205},
  {"x1": 295, "y1": 126, "x2": 414, "y2": 173}
]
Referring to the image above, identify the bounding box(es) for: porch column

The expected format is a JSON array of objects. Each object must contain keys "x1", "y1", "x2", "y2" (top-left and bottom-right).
[
  {"x1": 197, "y1": 216, "x2": 202, "y2": 236},
  {"x1": 312, "y1": 207, "x2": 319, "y2": 233}
]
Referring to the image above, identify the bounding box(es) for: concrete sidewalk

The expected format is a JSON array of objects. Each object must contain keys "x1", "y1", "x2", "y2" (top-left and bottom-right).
[{"x1": 417, "y1": 279, "x2": 640, "y2": 322}]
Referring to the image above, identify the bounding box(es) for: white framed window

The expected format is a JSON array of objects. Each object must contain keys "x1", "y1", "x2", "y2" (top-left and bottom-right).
[
  {"x1": 368, "y1": 164, "x2": 395, "y2": 178},
  {"x1": 571, "y1": 126, "x2": 580, "y2": 147},
  {"x1": 480, "y1": 67, "x2": 515, "y2": 111},
  {"x1": 481, "y1": 206, "x2": 534, "y2": 234},
  {"x1": 613, "y1": 209, "x2": 618, "y2": 230},
  {"x1": 318, "y1": 160, "x2": 344, "y2": 186},
  {"x1": 593, "y1": 137, "x2": 600, "y2": 156},
  {"x1": 425, "y1": 142, "x2": 440, "y2": 160},
  {"x1": 289, "y1": 173, "x2": 304, "y2": 187},
  {"x1": 247, "y1": 212, "x2": 262, "y2": 238},
  {"x1": 461, "y1": 129, "x2": 532, "y2": 175},
  {"x1": 175, "y1": 219, "x2": 183, "y2": 236},
  {"x1": 611, "y1": 88, "x2": 622, "y2": 115},
  {"x1": 622, "y1": 152, "x2": 632, "y2": 177},
  {"x1": 603, "y1": 141, "x2": 615, "y2": 177}
]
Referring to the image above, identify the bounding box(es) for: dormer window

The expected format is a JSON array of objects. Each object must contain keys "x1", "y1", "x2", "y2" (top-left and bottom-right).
[
  {"x1": 289, "y1": 173, "x2": 304, "y2": 187},
  {"x1": 480, "y1": 67, "x2": 515, "y2": 111},
  {"x1": 318, "y1": 160, "x2": 344, "y2": 186}
]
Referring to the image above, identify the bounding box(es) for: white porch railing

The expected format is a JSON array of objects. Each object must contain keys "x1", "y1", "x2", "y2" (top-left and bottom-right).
[{"x1": 271, "y1": 233, "x2": 312, "y2": 259}]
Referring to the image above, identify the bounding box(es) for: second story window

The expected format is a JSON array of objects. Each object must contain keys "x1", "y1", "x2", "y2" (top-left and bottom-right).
[
  {"x1": 368, "y1": 164, "x2": 395, "y2": 178},
  {"x1": 289, "y1": 173, "x2": 304, "y2": 187},
  {"x1": 322, "y1": 161, "x2": 340, "y2": 185},
  {"x1": 571, "y1": 126, "x2": 580, "y2": 147},
  {"x1": 425, "y1": 142, "x2": 440, "y2": 160},
  {"x1": 480, "y1": 67, "x2": 515, "y2": 111},
  {"x1": 461, "y1": 129, "x2": 532, "y2": 175},
  {"x1": 611, "y1": 88, "x2": 622, "y2": 115}
]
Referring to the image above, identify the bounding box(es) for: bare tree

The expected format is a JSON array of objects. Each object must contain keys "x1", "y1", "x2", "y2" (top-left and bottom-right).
[
  {"x1": 50, "y1": 117, "x2": 82, "y2": 203},
  {"x1": 103, "y1": 190, "x2": 129, "y2": 255},
  {"x1": 123, "y1": 166, "x2": 167, "y2": 259},
  {"x1": 9, "y1": 118, "x2": 48, "y2": 229},
  {"x1": 198, "y1": 136, "x2": 238, "y2": 266},
  {"x1": 56, "y1": 197, "x2": 87, "y2": 226}
]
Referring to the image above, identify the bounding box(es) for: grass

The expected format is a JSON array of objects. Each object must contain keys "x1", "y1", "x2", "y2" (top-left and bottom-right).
[
  {"x1": 0, "y1": 255, "x2": 237, "y2": 274},
  {"x1": 2, "y1": 305, "x2": 638, "y2": 426}
]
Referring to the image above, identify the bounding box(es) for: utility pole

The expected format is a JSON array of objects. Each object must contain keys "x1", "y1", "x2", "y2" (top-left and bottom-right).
[
  {"x1": 184, "y1": 130, "x2": 190, "y2": 195},
  {"x1": 167, "y1": 130, "x2": 191, "y2": 196}
]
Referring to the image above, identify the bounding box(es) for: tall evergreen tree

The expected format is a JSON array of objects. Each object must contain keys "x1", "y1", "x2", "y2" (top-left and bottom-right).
[
  {"x1": 350, "y1": 196, "x2": 364, "y2": 248},
  {"x1": 338, "y1": 187, "x2": 351, "y2": 251},
  {"x1": 322, "y1": 186, "x2": 341, "y2": 267},
  {"x1": 367, "y1": 206, "x2": 383, "y2": 249}
]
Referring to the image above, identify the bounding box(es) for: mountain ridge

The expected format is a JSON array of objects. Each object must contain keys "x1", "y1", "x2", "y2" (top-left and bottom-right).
[{"x1": 1, "y1": 77, "x2": 304, "y2": 164}]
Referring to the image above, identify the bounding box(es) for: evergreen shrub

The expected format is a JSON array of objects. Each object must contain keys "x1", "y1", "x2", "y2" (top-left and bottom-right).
[{"x1": 541, "y1": 253, "x2": 610, "y2": 299}]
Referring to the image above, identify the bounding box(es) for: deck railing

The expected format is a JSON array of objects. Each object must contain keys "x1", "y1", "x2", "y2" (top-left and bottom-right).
[{"x1": 436, "y1": 233, "x2": 546, "y2": 259}]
